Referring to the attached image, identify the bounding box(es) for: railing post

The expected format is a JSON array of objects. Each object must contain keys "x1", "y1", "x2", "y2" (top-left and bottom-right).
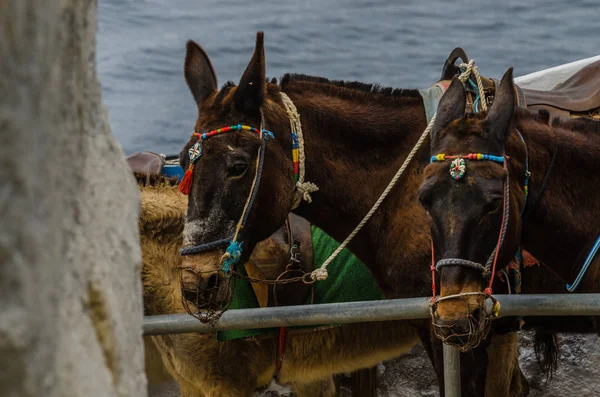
[{"x1": 443, "y1": 343, "x2": 461, "y2": 397}]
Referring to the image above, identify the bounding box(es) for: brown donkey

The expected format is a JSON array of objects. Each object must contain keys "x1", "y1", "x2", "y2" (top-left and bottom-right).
[
  {"x1": 176, "y1": 32, "x2": 529, "y2": 396},
  {"x1": 419, "y1": 69, "x2": 600, "y2": 354},
  {"x1": 139, "y1": 174, "x2": 421, "y2": 397}
]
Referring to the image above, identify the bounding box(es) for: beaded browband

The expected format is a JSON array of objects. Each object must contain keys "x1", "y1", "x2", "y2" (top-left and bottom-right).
[
  {"x1": 430, "y1": 153, "x2": 505, "y2": 180},
  {"x1": 178, "y1": 124, "x2": 274, "y2": 195}
]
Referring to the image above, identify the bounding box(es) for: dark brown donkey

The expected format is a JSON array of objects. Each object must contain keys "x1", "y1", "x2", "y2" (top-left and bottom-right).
[
  {"x1": 177, "y1": 32, "x2": 530, "y2": 396},
  {"x1": 419, "y1": 69, "x2": 600, "y2": 352}
]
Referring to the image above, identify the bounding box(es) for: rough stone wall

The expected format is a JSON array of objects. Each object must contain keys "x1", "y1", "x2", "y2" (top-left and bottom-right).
[{"x1": 0, "y1": 1, "x2": 145, "y2": 397}]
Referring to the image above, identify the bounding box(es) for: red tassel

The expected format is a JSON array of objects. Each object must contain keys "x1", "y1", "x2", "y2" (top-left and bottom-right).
[
  {"x1": 521, "y1": 250, "x2": 540, "y2": 267},
  {"x1": 179, "y1": 167, "x2": 193, "y2": 195}
]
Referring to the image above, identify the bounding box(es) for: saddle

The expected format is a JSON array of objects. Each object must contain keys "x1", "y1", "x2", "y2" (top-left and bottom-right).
[
  {"x1": 440, "y1": 48, "x2": 600, "y2": 119},
  {"x1": 126, "y1": 151, "x2": 185, "y2": 181},
  {"x1": 126, "y1": 151, "x2": 165, "y2": 175}
]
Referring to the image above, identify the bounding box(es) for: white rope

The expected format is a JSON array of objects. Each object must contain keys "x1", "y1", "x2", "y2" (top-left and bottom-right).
[
  {"x1": 310, "y1": 61, "x2": 486, "y2": 281},
  {"x1": 458, "y1": 60, "x2": 488, "y2": 112},
  {"x1": 280, "y1": 92, "x2": 319, "y2": 209}
]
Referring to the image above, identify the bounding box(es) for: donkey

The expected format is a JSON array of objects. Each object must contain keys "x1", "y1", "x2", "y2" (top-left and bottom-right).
[
  {"x1": 418, "y1": 69, "x2": 599, "y2": 353},
  {"x1": 176, "y1": 32, "x2": 530, "y2": 396},
  {"x1": 139, "y1": 173, "x2": 422, "y2": 397}
]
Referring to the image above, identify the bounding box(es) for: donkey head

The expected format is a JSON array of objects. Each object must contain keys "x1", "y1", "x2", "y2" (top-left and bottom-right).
[
  {"x1": 178, "y1": 33, "x2": 297, "y2": 311},
  {"x1": 418, "y1": 69, "x2": 522, "y2": 348}
]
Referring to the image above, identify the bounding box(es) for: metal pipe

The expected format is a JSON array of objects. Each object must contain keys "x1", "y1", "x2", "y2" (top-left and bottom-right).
[
  {"x1": 443, "y1": 344, "x2": 461, "y2": 397},
  {"x1": 143, "y1": 294, "x2": 600, "y2": 335},
  {"x1": 144, "y1": 297, "x2": 431, "y2": 335},
  {"x1": 496, "y1": 294, "x2": 600, "y2": 317}
]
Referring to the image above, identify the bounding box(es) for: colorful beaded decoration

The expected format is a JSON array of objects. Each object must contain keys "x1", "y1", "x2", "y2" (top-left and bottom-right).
[
  {"x1": 178, "y1": 124, "x2": 275, "y2": 195},
  {"x1": 430, "y1": 153, "x2": 505, "y2": 181},
  {"x1": 291, "y1": 132, "x2": 300, "y2": 183},
  {"x1": 449, "y1": 157, "x2": 466, "y2": 180}
]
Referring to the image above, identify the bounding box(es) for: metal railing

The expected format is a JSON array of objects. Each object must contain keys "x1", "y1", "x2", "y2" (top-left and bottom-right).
[{"x1": 143, "y1": 294, "x2": 600, "y2": 396}]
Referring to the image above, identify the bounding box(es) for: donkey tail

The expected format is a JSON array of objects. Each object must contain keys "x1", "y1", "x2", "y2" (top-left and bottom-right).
[{"x1": 533, "y1": 330, "x2": 560, "y2": 379}]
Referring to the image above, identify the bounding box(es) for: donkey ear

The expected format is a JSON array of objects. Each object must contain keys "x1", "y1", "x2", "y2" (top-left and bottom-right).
[
  {"x1": 485, "y1": 68, "x2": 515, "y2": 143},
  {"x1": 430, "y1": 77, "x2": 466, "y2": 142},
  {"x1": 184, "y1": 40, "x2": 218, "y2": 106},
  {"x1": 235, "y1": 32, "x2": 266, "y2": 112}
]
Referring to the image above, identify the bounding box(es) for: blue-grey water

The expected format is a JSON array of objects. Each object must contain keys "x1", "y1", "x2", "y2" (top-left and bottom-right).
[{"x1": 98, "y1": 0, "x2": 599, "y2": 155}]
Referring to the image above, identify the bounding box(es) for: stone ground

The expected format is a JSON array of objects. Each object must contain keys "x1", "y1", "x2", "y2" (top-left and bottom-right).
[{"x1": 148, "y1": 332, "x2": 600, "y2": 396}]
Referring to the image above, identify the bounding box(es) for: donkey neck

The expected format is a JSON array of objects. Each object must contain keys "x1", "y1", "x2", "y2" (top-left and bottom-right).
[
  {"x1": 513, "y1": 114, "x2": 600, "y2": 285},
  {"x1": 276, "y1": 84, "x2": 432, "y2": 296}
]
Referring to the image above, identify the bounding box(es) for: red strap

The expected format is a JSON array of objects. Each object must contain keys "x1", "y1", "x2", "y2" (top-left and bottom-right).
[
  {"x1": 430, "y1": 240, "x2": 437, "y2": 303},
  {"x1": 275, "y1": 326, "x2": 287, "y2": 376}
]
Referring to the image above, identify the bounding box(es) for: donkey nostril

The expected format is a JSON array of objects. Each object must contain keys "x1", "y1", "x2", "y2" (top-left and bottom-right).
[
  {"x1": 181, "y1": 283, "x2": 200, "y2": 303},
  {"x1": 202, "y1": 273, "x2": 219, "y2": 291}
]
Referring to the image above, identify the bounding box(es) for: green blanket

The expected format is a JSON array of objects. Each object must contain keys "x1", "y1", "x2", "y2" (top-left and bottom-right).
[{"x1": 217, "y1": 226, "x2": 384, "y2": 341}]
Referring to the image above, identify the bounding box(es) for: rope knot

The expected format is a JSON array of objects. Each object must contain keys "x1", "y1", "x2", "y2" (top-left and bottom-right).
[
  {"x1": 310, "y1": 268, "x2": 329, "y2": 281},
  {"x1": 296, "y1": 181, "x2": 319, "y2": 203}
]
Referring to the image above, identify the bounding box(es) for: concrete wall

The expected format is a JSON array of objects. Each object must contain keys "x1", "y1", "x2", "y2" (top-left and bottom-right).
[{"x1": 0, "y1": 1, "x2": 145, "y2": 397}]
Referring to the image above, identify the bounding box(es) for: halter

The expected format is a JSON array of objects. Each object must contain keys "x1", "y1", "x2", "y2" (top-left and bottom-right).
[
  {"x1": 178, "y1": 121, "x2": 275, "y2": 273},
  {"x1": 428, "y1": 152, "x2": 510, "y2": 349},
  {"x1": 178, "y1": 93, "x2": 319, "y2": 277},
  {"x1": 429, "y1": 152, "x2": 510, "y2": 298}
]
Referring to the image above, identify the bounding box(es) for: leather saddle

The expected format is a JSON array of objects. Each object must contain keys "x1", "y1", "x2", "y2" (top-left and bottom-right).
[
  {"x1": 440, "y1": 48, "x2": 600, "y2": 119},
  {"x1": 127, "y1": 151, "x2": 165, "y2": 175},
  {"x1": 126, "y1": 151, "x2": 185, "y2": 182}
]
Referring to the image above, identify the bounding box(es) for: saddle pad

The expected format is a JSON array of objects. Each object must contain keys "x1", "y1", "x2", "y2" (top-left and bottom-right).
[
  {"x1": 521, "y1": 59, "x2": 600, "y2": 112},
  {"x1": 217, "y1": 227, "x2": 384, "y2": 341}
]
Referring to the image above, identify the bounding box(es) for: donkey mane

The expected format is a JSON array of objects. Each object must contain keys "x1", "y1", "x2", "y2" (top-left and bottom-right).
[
  {"x1": 278, "y1": 73, "x2": 421, "y2": 105},
  {"x1": 215, "y1": 75, "x2": 421, "y2": 108}
]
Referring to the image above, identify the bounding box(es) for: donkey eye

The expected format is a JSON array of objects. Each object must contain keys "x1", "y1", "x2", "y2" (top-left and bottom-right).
[
  {"x1": 483, "y1": 199, "x2": 502, "y2": 214},
  {"x1": 228, "y1": 162, "x2": 247, "y2": 177}
]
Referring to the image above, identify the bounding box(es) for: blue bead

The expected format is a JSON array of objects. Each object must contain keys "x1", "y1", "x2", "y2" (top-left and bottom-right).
[
  {"x1": 201, "y1": 133, "x2": 207, "y2": 139},
  {"x1": 430, "y1": 156, "x2": 436, "y2": 163},
  {"x1": 237, "y1": 124, "x2": 242, "y2": 130}
]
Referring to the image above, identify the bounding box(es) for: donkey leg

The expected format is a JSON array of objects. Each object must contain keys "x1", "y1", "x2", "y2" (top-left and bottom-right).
[
  {"x1": 350, "y1": 366, "x2": 378, "y2": 397},
  {"x1": 293, "y1": 377, "x2": 337, "y2": 397},
  {"x1": 485, "y1": 332, "x2": 530, "y2": 397}
]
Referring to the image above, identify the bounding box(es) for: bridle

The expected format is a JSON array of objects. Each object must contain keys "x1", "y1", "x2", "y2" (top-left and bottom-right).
[
  {"x1": 177, "y1": 92, "x2": 318, "y2": 276},
  {"x1": 178, "y1": 119, "x2": 275, "y2": 274},
  {"x1": 428, "y1": 153, "x2": 510, "y2": 299},
  {"x1": 427, "y1": 129, "x2": 531, "y2": 350}
]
